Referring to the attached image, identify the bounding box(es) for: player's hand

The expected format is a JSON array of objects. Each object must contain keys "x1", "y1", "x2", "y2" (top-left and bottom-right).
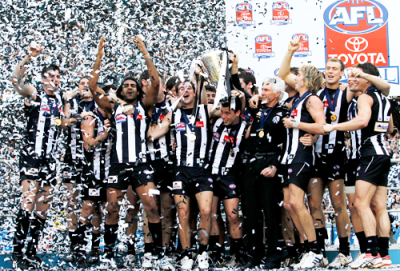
[
  {"x1": 283, "y1": 117, "x2": 295, "y2": 129},
  {"x1": 288, "y1": 37, "x2": 300, "y2": 52},
  {"x1": 28, "y1": 42, "x2": 43, "y2": 57},
  {"x1": 103, "y1": 119, "x2": 111, "y2": 132},
  {"x1": 231, "y1": 90, "x2": 244, "y2": 99},
  {"x1": 339, "y1": 83, "x2": 348, "y2": 92},
  {"x1": 123, "y1": 104, "x2": 134, "y2": 116},
  {"x1": 248, "y1": 94, "x2": 259, "y2": 109},
  {"x1": 347, "y1": 67, "x2": 365, "y2": 79},
  {"x1": 261, "y1": 166, "x2": 277, "y2": 178},
  {"x1": 323, "y1": 123, "x2": 335, "y2": 133},
  {"x1": 134, "y1": 35, "x2": 147, "y2": 55},
  {"x1": 230, "y1": 52, "x2": 239, "y2": 66},
  {"x1": 300, "y1": 133, "x2": 314, "y2": 146},
  {"x1": 63, "y1": 91, "x2": 78, "y2": 100}
]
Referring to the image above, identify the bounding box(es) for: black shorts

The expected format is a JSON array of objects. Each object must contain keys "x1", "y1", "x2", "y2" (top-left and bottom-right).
[
  {"x1": 356, "y1": 155, "x2": 391, "y2": 187},
  {"x1": 172, "y1": 165, "x2": 213, "y2": 197},
  {"x1": 81, "y1": 172, "x2": 107, "y2": 202},
  {"x1": 19, "y1": 154, "x2": 57, "y2": 186},
  {"x1": 62, "y1": 164, "x2": 83, "y2": 184},
  {"x1": 152, "y1": 159, "x2": 174, "y2": 193},
  {"x1": 212, "y1": 171, "x2": 240, "y2": 200},
  {"x1": 284, "y1": 163, "x2": 312, "y2": 192},
  {"x1": 107, "y1": 163, "x2": 154, "y2": 190},
  {"x1": 312, "y1": 152, "x2": 346, "y2": 182},
  {"x1": 345, "y1": 159, "x2": 359, "y2": 187}
]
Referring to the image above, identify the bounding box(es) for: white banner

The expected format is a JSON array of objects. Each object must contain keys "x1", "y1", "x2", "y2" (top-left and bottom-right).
[{"x1": 226, "y1": 0, "x2": 400, "y2": 97}]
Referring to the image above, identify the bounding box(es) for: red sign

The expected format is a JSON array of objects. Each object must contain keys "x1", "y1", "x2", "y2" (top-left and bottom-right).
[
  {"x1": 292, "y1": 33, "x2": 312, "y2": 57},
  {"x1": 236, "y1": 3, "x2": 254, "y2": 27},
  {"x1": 324, "y1": 0, "x2": 389, "y2": 67},
  {"x1": 271, "y1": 2, "x2": 291, "y2": 25}
]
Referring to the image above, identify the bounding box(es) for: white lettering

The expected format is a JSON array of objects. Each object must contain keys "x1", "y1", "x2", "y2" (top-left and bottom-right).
[
  {"x1": 366, "y1": 6, "x2": 383, "y2": 24},
  {"x1": 329, "y1": 7, "x2": 352, "y2": 25},
  {"x1": 348, "y1": 54, "x2": 357, "y2": 64},
  {"x1": 328, "y1": 54, "x2": 338, "y2": 58},
  {"x1": 338, "y1": 54, "x2": 349, "y2": 64},
  {"x1": 350, "y1": 6, "x2": 366, "y2": 25},
  {"x1": 376, "y1": 53, "x2": 386, "y2": 64},
  {"x1": 367, "y1": 53, "x2": 377, "y2": 63},
  {"x1": 357, "y1": 53, "x2": 368, "y2": 63}
]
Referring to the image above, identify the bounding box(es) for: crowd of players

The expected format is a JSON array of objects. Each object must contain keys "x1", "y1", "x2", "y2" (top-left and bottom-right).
[{"x1": 7, "y1": 33, "x2": 394, "y2": 270}]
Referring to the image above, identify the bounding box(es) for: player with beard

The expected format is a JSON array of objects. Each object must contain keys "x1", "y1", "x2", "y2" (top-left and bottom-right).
[
  {"x1": 324, "y1": 63, "x2": 393, "y2": 269},
  {"x1": 279, "y1": 37, "x2": 326, "y2": 269},
  {"x1": 88, "y1": 36, "x2": 162, "y2": 269},
  {"x1": 9, "y1": 43, "x2": 75, "y2": 269}
]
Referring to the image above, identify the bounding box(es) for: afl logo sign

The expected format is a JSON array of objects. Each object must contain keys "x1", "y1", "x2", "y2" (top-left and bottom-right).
[
  {"x1": 271, "y1": 2, "x2": 291, "y2": 25},
  {"x1": 253, "y1": 35, "x2": 275, "y2": 59},
  {"x1": 324, "y1": 0, "x2": 389, "y2": 68},
  {"x1": 236, "y1": 3, "x2": 255, "y2": 27},
  {"x1": 292, "y1": 33, "x2": 312, "y2": 58}
]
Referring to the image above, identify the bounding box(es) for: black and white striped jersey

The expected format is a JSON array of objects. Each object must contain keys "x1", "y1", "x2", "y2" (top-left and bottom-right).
[
  {"x1": 173, "y1": 104, "x2": 209, "y2": 167},
  {"x1": 147, "y1": 99, "x2": 173, "y2": 161},
  {"x1": 110, "y1": 101, "x2": 148, "y2": 164},
  {"x1": 209, "y1": 118, "x2": 247, "y2": 175},
  {"x1": 64, "y1": 98, "x2": 95, "y2": 165},
  {"x1": 360, "y1": 87, "x2": 391, "y2": 157},
  {"x1": 82, "y1": 108, "x2": 111, "y2": 182},
  {"x1": 347, "y1": 97, "x2": 362, "y2": 160},
  {"x1": 281, "y1": 92, "x2": 315, "y2": 165},
  {"x1": 23, "y1": 89, "x2": 63, "y2": 159},
  {"x1": 315, "y1": 87, "x2": 349, "y2": 154}
]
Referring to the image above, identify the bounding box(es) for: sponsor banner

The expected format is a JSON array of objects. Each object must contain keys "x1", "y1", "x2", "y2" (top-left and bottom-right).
[
  {"x1": 292, "y1": 33, "x2": 312, "y2": 57},
  {"x1": 271, "y1": 1, "x2": 291, "y2": 25},
  {"x1": 253, "y1": 34, "x2": 275, "y2": 59},
  {"x1": 236, "y1": 3, "x2": 255, "y2": 27}
]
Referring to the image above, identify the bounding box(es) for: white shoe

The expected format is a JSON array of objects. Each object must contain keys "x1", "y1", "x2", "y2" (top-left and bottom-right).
[
  {"x1": 292, "y1": 252, "x2": 309, "y2": 268},
  {"x1": 348, "y1": 253, "x2": 365, "y2": 269},
  {"x1": 98, "y1": 257, "x2": 117, "y2": 269},
  {"x1": 160, "y1": 256, "x2": 175, "y2": 270},
  {"x1": 320, "y1": 257, "x2": 329, "y2": 267},
  {"x1": 142, "y1": 252, "x2": 153, "y2": 268},
  {"x1": 300, "y1": 251, "x2": 323, "y2": 269},
  {"x1": 196, "y1": 252, "x2": 210, "y2": 269},
  {"x1": 124, "y1": 254, "x2": 136, "y2": 268},
  {"x1": 180, "y1": 256, "x2": 194, "y2": 270},
  {"x1": 328, "y1": 252, "x2": 353, "y2": 268}
]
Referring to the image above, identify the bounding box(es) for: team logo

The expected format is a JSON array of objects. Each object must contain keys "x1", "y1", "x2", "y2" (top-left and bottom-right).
[
  {"x1": 136, "y1": 114, "x2": 143, "y2": 120},
  {"x1": 223, "y1": 135, "x2": 237, "y2": 144},
  {"x1": 272, "y1": 116, "x2": 280, "y2": 124},
  {"x1": 26, "y1": 168, "x2": 39, "y2": 176},
  {"x1": 108, "y1": 176, "x2": 118, "y2": 183},
  {"x1": 374, "y1": 122, "x2": 388, "y2": 132},
  {"x1": 63, "y1": 171, "x2": 71, "y2": 179},
  {"x1": 229, "y1": 184, "x2": 236, "y2": 189},
  {"x1": 253, "y1": 35, "x2": 275, "y2": 59},
  {"x1": 115, "y1": 114, "x2": 126, "y2": 124},
  {"x1": 271, "y1": 2, "x2": 291, "y2": 25},
  {"x1": 40, "y1": 104, "x2": 50, "y2": 113},
  {"x1": 143, "y1": 169, "x2": 153, "y2": 175},
  {"x1": 324, "y1": 0, "x2": 389, "y2": 67},
  {"x1": 288, "y1": 168, "x2": 293, "y2": 174},
  {"x1": 333, "y1": 165, "x2": 340, "y2": 170},
  {"x1": 236, "y1": 3, "x2": 255, "y2": 27},
  {"x1": 208, "y1": 178, "x2": 213, "y2": 183},
  {"x1": 195, "y1": 121, "x2": 204, "y2": 127},
  {"x1": 175, "y1": 122, "x2": 186, "y2": 132},
  {"x1": 292, "y1": 33, "x2": 312, "y2": 57},
  {"x1": 173, "y1": 181, "x2": 182, "y2": 190},
  {"x1": 89, "y1": 188, "x2": 100, "y2": 196},
  {"x1": 357, "y1": 166, "x2": 361, "y2": 171},
  {"x1": 213, "y1": 132, "x2": 220, "y2": 141}
]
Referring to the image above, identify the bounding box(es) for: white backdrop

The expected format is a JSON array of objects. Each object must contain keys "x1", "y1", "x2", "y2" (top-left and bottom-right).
[{"x1": 226, "y1": 0, "x2": 400, "y2": 97}]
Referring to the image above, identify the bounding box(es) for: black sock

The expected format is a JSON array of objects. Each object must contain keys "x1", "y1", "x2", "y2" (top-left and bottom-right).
[
  {"x1": 356, "y1": 231, "x2": 367, "y2": 253},
  {"x1": 199, "y1": 244, "x2": 208, "y2": 254},
  {"x1": 27, "y1": 214, "x2": 46, "y2": 256},
  {"x1": 69, "y1": 231, "x2": 78, "y2": 251},
  {"x1": 181, "y1": 249, "x2": 192, "y2": 259},
  {"x1": 145, "y1": 243, "x2": 154, "y2": 254},
  {"x1": 127, "y1": 237, "x2": 136, "y2": 255},
  {"x1": 339, "y1": 237, "x2": 350, "y2": 256},
  {"x1": 316, "y1": 228, "x2": 327, "y2": 257},
  {"x1": 230, "y1": 238, "x2": 244, "y2": 256},
  {"x1": 378, "y1": 237, "x2": 389, "y2": 257},
  {"x1": 104, "y1": 224, "x2": 118, "y2": 258},
  {"x1": 308, "y1": 240, "x2": 321, "y2": 254},
  {"x1": 92, "y1": 232, "x2": 101, "y2": 251},
  {"x1": 148, "y1": 222, "x2": 162, "y2": 256},
  {"x1": 75, "y1": 222, "x2": 89, "y2": 253},
  {"x1": 209, "y1": 235, "x2": 220, "y2": 257},
  {"x1": 302, "y1": 240, "x2": 309, "y2": 253},
  {"x1": 13, "y1": 210, "x2": 31, "y2": 254},
  {"x1": 366, "y1": 236, "x2": 378, "y2": 256},
  {"x1": 287, "y1": 245, "x2": 297, "y2": 258}
]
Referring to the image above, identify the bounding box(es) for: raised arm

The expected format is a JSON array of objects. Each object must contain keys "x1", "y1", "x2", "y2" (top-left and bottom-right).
[
  {"x1": 10, "y1": 43, "x2": 43, "y2": 98},
  {"x1": 89, "y1": 37, "x2": 113, "y2": 112},
  {"x1": 348, "y1": 67, "x2": 391, "y2": 96},
  {"x1": 137, "y1": 36, "x2": 160, "y2": 108},
  {"x1": 278, "y1": 38, "x2": 299, "y2": 89}
]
